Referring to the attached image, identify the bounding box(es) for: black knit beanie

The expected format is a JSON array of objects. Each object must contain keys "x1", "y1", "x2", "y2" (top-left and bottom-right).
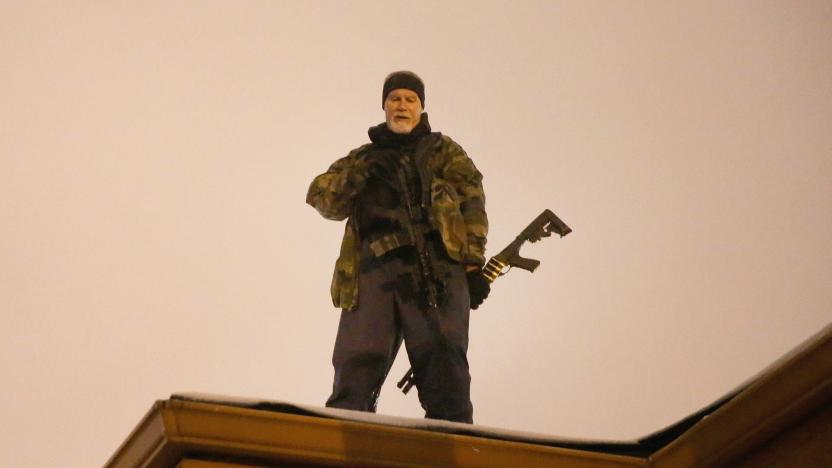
[{"x1": 382, "y1": 71, "x2": 425, "y2": 109}]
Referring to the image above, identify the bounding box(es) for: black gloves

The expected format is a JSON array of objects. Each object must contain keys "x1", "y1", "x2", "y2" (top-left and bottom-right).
[
  {"x1": 466, "y1": 269, "x2": 491, "y2": 310},
  {"x1": 361, "y1": 153, "x2": 397, "y2": 184}
]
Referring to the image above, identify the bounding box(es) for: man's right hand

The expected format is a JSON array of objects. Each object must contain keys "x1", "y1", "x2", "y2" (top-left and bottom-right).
[
  {"x1": 348, "y1": 155, "x2": 383, "y2": 189},
  {"x1": 359, "y1": 153, "x2": 397, "y2": 186}
]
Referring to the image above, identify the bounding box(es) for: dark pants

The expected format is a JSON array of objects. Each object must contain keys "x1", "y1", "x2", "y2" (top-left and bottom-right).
[{"x1": 326, "y1": 240, "x2": 473, "y2": 423}]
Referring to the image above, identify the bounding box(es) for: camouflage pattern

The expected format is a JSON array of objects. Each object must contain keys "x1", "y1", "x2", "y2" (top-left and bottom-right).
[{"x1": 307, "y1": 134, "x2": 487, "y2": 310}]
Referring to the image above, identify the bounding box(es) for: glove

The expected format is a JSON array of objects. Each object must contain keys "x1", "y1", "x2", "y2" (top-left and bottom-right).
[
  {"x1": 348, "y1": 154, "x2": 391, "y2": 190},
  {"x1": 466, "y1": 269, "x2": 491, "y2": 310},
  {"x1": 363, "y1": 153, "x2": 398, "y2": 185},
  {"x1": 347, "y1": 160, "x2": 372, "y2": 190}
]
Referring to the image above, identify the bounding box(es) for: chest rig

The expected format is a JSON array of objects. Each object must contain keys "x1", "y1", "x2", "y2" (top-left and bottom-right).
[{"x1": 357, "y1": 133, "x2": 440, "y2": 257}]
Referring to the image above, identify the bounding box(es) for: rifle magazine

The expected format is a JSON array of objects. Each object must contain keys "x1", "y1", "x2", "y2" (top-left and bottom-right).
[{"x1": 482, "y1": 257, "x2": 507, "y2": 283}]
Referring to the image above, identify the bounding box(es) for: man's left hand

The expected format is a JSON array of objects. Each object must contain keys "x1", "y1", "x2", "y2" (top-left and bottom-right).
[{"x1": 466, "y1": 269, "x2": 491, "y2": 310}]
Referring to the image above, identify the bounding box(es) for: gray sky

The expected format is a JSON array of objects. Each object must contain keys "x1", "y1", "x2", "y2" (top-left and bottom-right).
[{"x1": 2, "y1": 1, "x2": 830, "y2": 466}]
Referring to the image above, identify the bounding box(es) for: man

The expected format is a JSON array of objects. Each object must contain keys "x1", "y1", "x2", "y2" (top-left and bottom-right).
[{"x1": 306, "y1": 71, "x2": 490, "y2": 423}]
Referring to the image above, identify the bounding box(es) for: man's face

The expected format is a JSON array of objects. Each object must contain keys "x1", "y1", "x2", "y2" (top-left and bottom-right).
[{"x1": 384, "y1": 89, "x2": 422, "y2": 134}]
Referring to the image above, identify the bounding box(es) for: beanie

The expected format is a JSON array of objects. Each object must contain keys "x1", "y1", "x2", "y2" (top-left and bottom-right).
[{"x1": 382, "y1": 71, "x2": 425, "y2": 109}]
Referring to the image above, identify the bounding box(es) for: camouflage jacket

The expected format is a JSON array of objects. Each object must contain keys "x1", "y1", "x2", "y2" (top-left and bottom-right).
[{"x1": 306, "y1": 118, "x2": 487, "y2": 310}]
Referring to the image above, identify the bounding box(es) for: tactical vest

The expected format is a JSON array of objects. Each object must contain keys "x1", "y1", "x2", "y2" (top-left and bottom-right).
[{"x1": 357, "y1": 134, "x2": 440, "y2": 258}]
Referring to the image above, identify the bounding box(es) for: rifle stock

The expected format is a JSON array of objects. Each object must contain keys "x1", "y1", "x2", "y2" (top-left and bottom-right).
[{"x1": 482, "y1": 209, "x2": 571, "y2": 282}]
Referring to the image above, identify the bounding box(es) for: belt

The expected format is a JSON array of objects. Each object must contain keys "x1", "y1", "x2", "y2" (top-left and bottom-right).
[{"x1": 366, "y1": 225, "x2": 435, "y2": 257}]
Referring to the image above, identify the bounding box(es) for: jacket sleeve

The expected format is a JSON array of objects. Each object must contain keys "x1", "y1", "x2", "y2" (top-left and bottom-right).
[
  {"x1": 437, "y1": 136, "x2": 488, "y2": 266},
  {"x1": 306, "y1": 146, "x2": 370, "y2": 221}
]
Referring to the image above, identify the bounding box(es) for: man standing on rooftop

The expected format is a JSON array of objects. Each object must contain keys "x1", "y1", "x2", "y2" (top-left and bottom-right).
[{"x1": 306, "y1": 71, "x2": 490, "y2": 423}]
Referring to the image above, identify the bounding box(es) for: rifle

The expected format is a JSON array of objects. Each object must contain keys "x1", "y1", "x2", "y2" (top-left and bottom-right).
[
  {"x1": 397, "y1": 209, "x2": 572, "y2": 394},
  {"x1": 389, "y1": 151, "x2": 447, "y2": 398}
]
